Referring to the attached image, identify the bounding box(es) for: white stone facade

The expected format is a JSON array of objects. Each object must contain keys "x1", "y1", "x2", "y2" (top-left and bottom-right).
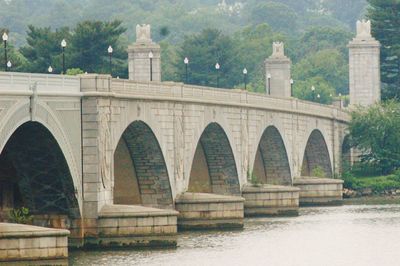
[
  {"x1": 265, "y1": 42, "x2": 292, "y2": 98},
  {"x1": 348, "y1": 20, "x2": 381, "y2": 106}
]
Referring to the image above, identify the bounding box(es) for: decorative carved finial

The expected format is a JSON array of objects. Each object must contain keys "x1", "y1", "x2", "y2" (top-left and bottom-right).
[
  {"x1": 136, "y1": 24, "x2": 152, "y2": 43},
  {"x1": 356, "y1": 20, "x2": 372, "y2": 39},
  {"x1": 272, "y1": 42, "x2": 285, "y2": 58}
]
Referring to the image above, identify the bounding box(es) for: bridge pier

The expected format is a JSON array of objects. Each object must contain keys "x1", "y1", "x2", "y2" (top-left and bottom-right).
[
  {"x1": 293, "y1": 177, "x2": 343, "y2": 206},
  {"x1": 0, "y1": 223, "x2": 69, "y2": 263},
  {"x1": 175, "y1": 193, "x2": 244, "y2": 230},
  {"x1": 242, "y1": 185, "x2": 300, "y2": 216}
]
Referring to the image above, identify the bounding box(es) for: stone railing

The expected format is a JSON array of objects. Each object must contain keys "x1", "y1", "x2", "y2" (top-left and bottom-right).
[
  {"x1": 108, "y1": 77, "x2": 350, "y2": 122},
  {"x1": 0, "y1": 72, "x2": 80, "y2": 94}
]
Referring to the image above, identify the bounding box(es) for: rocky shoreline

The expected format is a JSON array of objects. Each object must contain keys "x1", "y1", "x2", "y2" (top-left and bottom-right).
[{"x1": 343, "y1": 188, "x2": 400, "y2": 198}]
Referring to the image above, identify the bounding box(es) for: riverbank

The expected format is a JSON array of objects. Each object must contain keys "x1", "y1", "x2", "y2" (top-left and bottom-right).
[{"x1": 343, "y1": 195, "x2": 400, "y2": 205}]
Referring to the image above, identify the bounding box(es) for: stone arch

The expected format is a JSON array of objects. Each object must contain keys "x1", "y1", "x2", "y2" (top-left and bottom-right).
[
  {"x1": 252, "y1": 126, "x2": 292, "y2": 185},
  {"x1": 301, "y1": 129, "x2": 333, "y2": 177},
  {"x1": 113, "y1": 120, "x2": 173, "y2": 208},
  {"x1": 0, "y1": 121, "x2": 80, "y2": 222},
  {"x1": 188, "y1": 122, "x2": 240, "y2": 195},
  {"x1": 0, "y1": 101, "x2": 82, "y2": 210}
]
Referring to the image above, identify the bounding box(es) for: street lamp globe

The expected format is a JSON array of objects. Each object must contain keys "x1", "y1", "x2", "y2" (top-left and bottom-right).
[
  {"x1": 311, "y1": 85, "x2": 315, "y2": 91},
  {"x1": 243, "y1": 68, "x2": 248, "y2": 75},
  {"x1": 184, "y1": 57, "x2": 189, "y2": 65},
  {"x1": 48, "y1": 66, "x2": 53, "y2": 73},
  {"x1": 2, "y1": 32, "x2": 8, "y2": 42},
  {"x1": 290, "y1": 79, "x2": 294, "y2": 85},
  {"x1": 317, "y1": 94, "x2": 321, "y2": 99},
  {"x1": 108, "y1": 45, "x2": 113, "y2": 54},
  {"x1": 6, "y1": 61, "x2": 11, "y2": 68},
  {"x1": 148, "y1": 51, "x2": 154, "y2": 59},
  {"x1": 267, "y1": 73, "x2": 271, "y2": 79},
  {"x1": 215, "y1": 62, "x2": 220, "y2": 70},
  {"x1": 61, "y1": 39, "x2": 67, "y2": 48}
]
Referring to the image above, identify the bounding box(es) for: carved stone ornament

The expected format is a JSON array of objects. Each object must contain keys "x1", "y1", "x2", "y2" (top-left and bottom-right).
[
  {"x1": 356, "y1": 20, "x2": 372, "y2": 39},
  {"x1": 272, "y1": 42, "x2": 285, "y2": 58},
  {"x1": 136, "y1": 24, "x2": 152, "y2": 43}
]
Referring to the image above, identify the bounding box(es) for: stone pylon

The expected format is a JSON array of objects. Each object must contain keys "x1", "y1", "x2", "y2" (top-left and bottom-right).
[
  {"x1": 348, "y1": 20, "x2": 381, "y2": 106},
  {"x1": 128, "y1": 24, "x2": 161, "y2": 82},
  {"x1": 264, "y1": 42, "x2": 292, "y2": 98}
]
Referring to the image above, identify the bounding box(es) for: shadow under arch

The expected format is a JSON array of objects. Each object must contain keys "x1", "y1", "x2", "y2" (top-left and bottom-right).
[
  {"x1": 253, "y1": 126, "x2": 292, "y2": 185},
  {"x1": 0, "y1": 121, "x2": 80, "y2": 222},
  {"x1": 301, "y1": 129, "x2": 333, "y2": 177},
  {"x1": 341, "y1": 135, "x2": 352, "y2": 173},
  {"x1": 113, "y1": 120, "x2": 173, "y2": 208},
  {"x1": 188, "y1": 122, "x2": 240, "y2": 195}
]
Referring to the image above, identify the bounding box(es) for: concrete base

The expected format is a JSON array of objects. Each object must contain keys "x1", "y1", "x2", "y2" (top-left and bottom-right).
[
  {"x1": 175, "y1": 193, "x2": 244, "y2": 230},
  {"x1": 0, "y1": 223, "x2": 69, "y2": 262},
  {"x1": 293, "y1": 177, "x2": 344, "y2": 206},
  {"x1": 242, "y1": 184, "x2": 300, "y2": 217},
  {"x1": 88, "y1": 204, "x2": 178, "y2": 249}
]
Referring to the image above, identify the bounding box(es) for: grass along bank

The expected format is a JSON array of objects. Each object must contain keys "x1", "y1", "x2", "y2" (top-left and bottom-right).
[{"x1": 342, "y1": 171, "x2": 400, "y2": 198}]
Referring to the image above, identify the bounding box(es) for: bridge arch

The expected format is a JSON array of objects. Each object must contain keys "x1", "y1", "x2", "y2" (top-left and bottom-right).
[
  {"x1": 187, "y1": 122, "x2": 240, "y2": 195},
  {"x1": 301, "y1": 129, "x2": 333, "y2": 177},
  {"x1": 252, "y1": 126, "x2": 292, "y2": 185},
  {"x1": 0, "y1": 121, "x2": 80, "y2": 226},
  {"x1": 113, "y1": 120, "x2": 173, "y2": 208},
  {"x1": 0, "y1": 101, "x2": 82, "y2": 212}
]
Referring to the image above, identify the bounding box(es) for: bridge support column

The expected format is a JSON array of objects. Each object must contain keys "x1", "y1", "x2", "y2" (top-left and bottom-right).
[
  {"x1": 242, "y1": 185, "x2": 300, "y2": 216},
  {"x1": 265, "y1": 42, "x2": 292, "y2": 97},
  {"x1": 175, "y1": 193, "x2": 244, "y2": 230},
  {"x1": 348, "y1": 20, "x2": 381, "y2": 106},
  {"x1": 293, "y1": 178, "x2": 343, "y2": 206}
]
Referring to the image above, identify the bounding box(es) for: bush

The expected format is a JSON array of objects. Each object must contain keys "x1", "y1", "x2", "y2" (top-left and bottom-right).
[
  {"x1": 8, "y1": 207, "x2": 33, "y2": 224},
  {"x1": 348, "y1": 100, "x2": 400, "y2": 175},
  {"x1": 311, "y1": 166, "x2": 326, "y2": 178}
]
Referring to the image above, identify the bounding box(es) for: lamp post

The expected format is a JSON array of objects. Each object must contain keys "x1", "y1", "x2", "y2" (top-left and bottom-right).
[
  {"x1": 61, "y1": 39, "x2": 67, "y2": 74},
  {"x1": 311, "y1": 85, "x2": 316, "y2": 101},
  {"x1": 215, "y1": 62, "x2": 220, "y2": 87},
  {"x1": 243, "y1": 68, "x2": 248, "y2": 90},
  {"x1": 149, "y1": 51, "x2": 154, "y2": 81},
  {"x1": 2, "y1": 32, "x2": 8, "y2": 72},
  {"x1": 267, "y1": 73, "x2": 271, "y2": 95},
  {"x1": 184, "y1": 57, "x2": 189, "y2": 84},
  {"x1": 290, "y1": 78, "x2": 294, "y2": 97},
  {"x1": 48, "y1": 66, "x2": 53, "y2": 73},
  {"x1": 317, "y1": 93, "x2": 321, "y2": 103},
  {"x1": 108, "y1": 45, "x2": 113, "y2": 77}
]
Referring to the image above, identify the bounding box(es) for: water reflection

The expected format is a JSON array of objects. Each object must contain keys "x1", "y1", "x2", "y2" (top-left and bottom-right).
[{"x1": 70, "y1": 205, "x2": 400, "y2": 266}]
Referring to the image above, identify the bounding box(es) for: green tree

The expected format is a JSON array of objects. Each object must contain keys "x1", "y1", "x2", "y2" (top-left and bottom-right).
[
  {"x1": 293, "y1": 49, "x2": 348, "y2": 94},
  {"x1": 295, "y1": 27, "x2": 352, "y2": 61},
  {"x1": 349, "y1": 100, "x2": 400, "y2": 174},
  {"x1": 69, "y1": 20, "x2": 127, "y2": 77},
  {"x1": 248, "y1": 2, "x2": 298, "y2": 34},
  {"x1": 293, "y1": 76, "x2": 335, "y2": 104},
  {"x1": 367, "y1": 0, "x2": 400, "y2": 100},
  {"x1": 232, "y1": 23, "x2": 288, "y2": 93},
  {"x1": 19, "y1": 25, "x2": 71, "y2": 73},
  {"x1": 176, "y1": 28, "x2": 239, "y2": 88}
]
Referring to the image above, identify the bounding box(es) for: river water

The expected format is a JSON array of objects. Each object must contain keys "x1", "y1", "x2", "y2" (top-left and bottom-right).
[{"x1": 69, "y1": 204, "x2": 400, "y2": 266}]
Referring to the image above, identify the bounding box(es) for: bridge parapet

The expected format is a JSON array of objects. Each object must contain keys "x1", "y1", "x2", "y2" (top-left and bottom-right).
[
  {"x1": 0, "y1": 72, "x2": 80, "y2": 95},
  {"x1": 80, "y1": 75, "x2": 349, "y2": 122}
]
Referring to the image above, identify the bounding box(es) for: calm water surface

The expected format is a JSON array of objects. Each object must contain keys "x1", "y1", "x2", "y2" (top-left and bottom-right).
[{"x1": 69, "y1": 204, "x2": 400, "y2": 266}]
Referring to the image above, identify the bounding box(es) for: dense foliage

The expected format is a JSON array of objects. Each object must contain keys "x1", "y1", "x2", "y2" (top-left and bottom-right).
[
  {"x1": 348, "y1": 101, "x2": 400, "y2": 174},
  {"x1": 367, "y1": 0, "x2": 400, "y2": 100}
]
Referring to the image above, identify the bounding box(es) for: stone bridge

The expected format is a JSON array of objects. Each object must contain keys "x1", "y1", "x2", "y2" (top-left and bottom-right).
[
  {"x1": 0, "y1": 20, "x2": 380, "y2": 252},
  {"x1": 0, "y1": 71, "x2": 348, "y2": 245}
]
